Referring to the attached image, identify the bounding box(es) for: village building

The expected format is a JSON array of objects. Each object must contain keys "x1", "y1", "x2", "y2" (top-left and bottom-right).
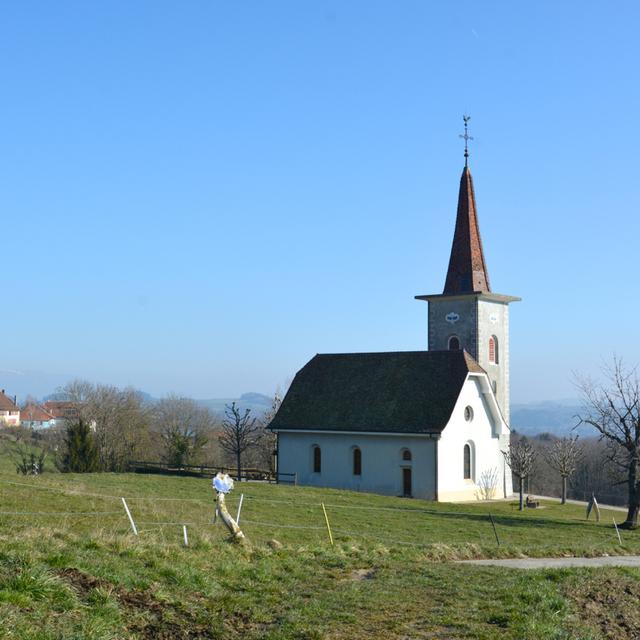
[
  {"x1": 0, "y1": 390, "x2": 20, "y2": 426},
  {"x1": 270, "y1": 131, "x2": 519, "y2": 501},
  {"x1": 20, "y1": 403, "x2": 56, "y2": 430},
  {"x1": 43, "y1": 401, "x2": 79, "y2": 427}
]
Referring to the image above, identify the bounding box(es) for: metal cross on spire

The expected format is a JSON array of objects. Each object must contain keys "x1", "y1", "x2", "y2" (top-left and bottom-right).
[{"x1": 459, "y1": 115, "x2": 473, "y2": 167}]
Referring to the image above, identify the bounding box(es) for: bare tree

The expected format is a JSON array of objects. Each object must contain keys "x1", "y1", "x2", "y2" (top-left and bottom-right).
[
  {"x1": 576, "y1": 357, "x2": 640, "y2": 529},
  {"x1": 219, "y1": 402, "x2": 261, "y2": 480},
  {"x1": 247, "y1": 392, "x2": 282, "y2": 472},
  {"x1": 154, "y1": 395, "x2": 212, "y2": 466},
  {"x1": 502, "y1": 438, "x2": 537, "y2": 510},
  {"x1": 476, "y1": 467, "x2": 500, "y2": 501},
  {"x1": 544, "y1": 435, "x2": 583, "y2": 505},
  {"x1": 57, "y1": 380, "x2": 151, "y2": 471}
]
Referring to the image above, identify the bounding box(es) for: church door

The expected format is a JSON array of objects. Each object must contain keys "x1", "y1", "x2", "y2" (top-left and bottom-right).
[{"x1": 402, "y1": 468, "x2": 412, "y2": 497}]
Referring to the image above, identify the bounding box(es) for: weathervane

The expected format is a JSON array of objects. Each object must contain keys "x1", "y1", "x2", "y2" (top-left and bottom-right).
[{"x1": 459, "y1": 115, "x2": 473, "y2": 166}]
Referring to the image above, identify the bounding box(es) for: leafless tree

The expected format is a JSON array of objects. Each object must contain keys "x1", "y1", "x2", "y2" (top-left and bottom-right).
[
  {"x1": 57, "y1": 380, "x2": 151, "y2": 471},
  {"x1": 503, "y1": 438, "x2": 537, "y2": 510},
  {"x1": 154, "y1": 395, "x2": 212, "y2": 467},
  {"x1": 219, "y1": 402, "x2": 261, "y2": 480},
  {"x1": 247, "y1": 392, "x2": 282, "y2": 472},
  {"x1": 476, "y1": 466, "x2": 500, "y2": 501},
  {"x1": 544, "y1": 435, "x2": 583, "y2": 505},
  {"x1": 576, "y1": 357, "x2": 640, "y2": 528}
]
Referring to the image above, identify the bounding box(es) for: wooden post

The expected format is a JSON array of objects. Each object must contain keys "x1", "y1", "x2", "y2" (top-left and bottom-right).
[
  {"x1": 236, "y1": 493, "x2": 244, "y2": 525},
  {"x1": 613, "y1": 518, "x2": 622, "y2": 545},
  {"x1": 321, "y1": 503, "x2": 334, "y2": 545},
  {"x1": 121, "y1": 497, "x2": 138, "y2": 536},
  {"x1": 488, "y1": 512, "x2": 500, "y2": 546}
]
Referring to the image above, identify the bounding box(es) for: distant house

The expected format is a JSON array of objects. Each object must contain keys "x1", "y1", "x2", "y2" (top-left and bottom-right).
[
  {"x1": 20, "y1": 403, "x2": 56, "y2": 430},
  {"x1": 0, "y1": 390, "x2": 20, "y2": 426},
  {"x1": 43, "y1": 401, "x2": 79, "y2": 426}
]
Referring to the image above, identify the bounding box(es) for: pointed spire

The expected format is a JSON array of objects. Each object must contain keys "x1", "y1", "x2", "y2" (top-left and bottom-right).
[{"x1": 443, "y1": 165, "x2": 491, "y2": 294}]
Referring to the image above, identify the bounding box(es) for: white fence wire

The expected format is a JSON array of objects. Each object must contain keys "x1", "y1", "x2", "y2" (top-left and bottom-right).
[{"x1": 0, "y1": 477, "x2": 627, "y2": 550}]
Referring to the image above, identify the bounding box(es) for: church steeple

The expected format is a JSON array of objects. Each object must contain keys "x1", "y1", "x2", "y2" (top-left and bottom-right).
[
  {"x1": 443, "y1": 165, "x2": 491, "y2": 295},
  {"x1": 415, "y1": 118, "x2": 520, "y2": 426}
]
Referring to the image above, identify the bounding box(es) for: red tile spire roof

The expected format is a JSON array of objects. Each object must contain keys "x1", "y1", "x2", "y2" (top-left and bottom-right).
[{"x1": 443, "y1": 165, "x2": 491, "y2": 295}]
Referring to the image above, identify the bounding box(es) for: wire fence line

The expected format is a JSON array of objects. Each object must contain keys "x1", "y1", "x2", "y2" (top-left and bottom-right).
[
  {"x1": 0, "y1": 510, "x2": 627, "y2": 553},
  {"x1": 0, "y1": 479, "x2": 213, "y2": 503},
  {"x1": 5, "y1": 478, "x2": 624, "y2": 521},
  {"x1": 0, "y1": 511, "x2": 123, "y2": 516},
  {"x1": 1, "y1": 477, "x2": 629, "y2": 552}
]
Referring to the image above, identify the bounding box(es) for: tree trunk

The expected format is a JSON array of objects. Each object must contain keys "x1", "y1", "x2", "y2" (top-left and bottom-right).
[
  {"x1": 561, "y1": 475, "x2": 567, "y2": 505},
  {"x1": 519, "y1": 477, "x2": 524, "y2": 511},
  {"x1": 623, "y1": 458, "x2": 640, "y2": 529},
  {"x1": 236, "y1": 451, "x2": 241, "y2": 482},
  {"x1": 216, "y1": 492, "x2": 245, "y2": 542}
]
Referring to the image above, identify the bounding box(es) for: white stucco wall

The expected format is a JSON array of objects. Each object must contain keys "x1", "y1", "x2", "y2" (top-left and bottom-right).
[
  {"x1": 437, "y1": 375, "x2": 511, "y2": 501},
  {"x1": 0, "y1": 411, "x2": 20, "y2": 426},
  {"x1": 277, "y1": 431, "x2": 437, "y2": 499}
]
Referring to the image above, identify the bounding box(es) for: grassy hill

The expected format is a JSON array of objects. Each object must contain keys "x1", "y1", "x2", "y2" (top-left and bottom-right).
[{"x1": 0, "y1": 459, "x2": 638, "y2": 639}]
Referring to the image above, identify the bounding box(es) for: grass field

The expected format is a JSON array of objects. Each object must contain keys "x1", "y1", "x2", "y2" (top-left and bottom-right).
[{"x1": 1, "y1": 454, "x2": 639, "y2": 639}]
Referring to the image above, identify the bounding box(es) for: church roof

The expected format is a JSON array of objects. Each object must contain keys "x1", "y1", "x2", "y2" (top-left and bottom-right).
[
  {"x1": 443, "y1": 166, "x2": 491, "y2": 295},
  {"x1": 269, "y1": 350, "x2": 485, "y2": 435}
]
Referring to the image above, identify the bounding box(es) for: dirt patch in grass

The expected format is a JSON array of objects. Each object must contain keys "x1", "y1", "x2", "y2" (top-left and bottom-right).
[
  {"x1": 58, "y1": 567, "x2": 108, "y2": 594},
  {"x1": 565, "y1": 573, "x2": 640, "y2": 639},
  {"x1": 348, "y1": 568, "x2": 376, "y2": 581},
  {"x1": 58, "y1": 567, "x2": 217, "y2": 639}
]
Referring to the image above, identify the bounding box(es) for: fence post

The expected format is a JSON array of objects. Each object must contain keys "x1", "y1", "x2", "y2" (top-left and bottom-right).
[
  {"x1": 236, "y1": 494, "x2": 244, "y2": 525},
  {"x1": 121, "y1": 497, "x2": 138, "y2": 536},
  {"x1": 613, "y1": 518, "x2": 622, "y2": 545},
  {"x1": 488, "y1": 512, "x2": 500, "y2": 546},
  {"x1": 321, "y1": 503, "x2": 334, "y2": 545}
]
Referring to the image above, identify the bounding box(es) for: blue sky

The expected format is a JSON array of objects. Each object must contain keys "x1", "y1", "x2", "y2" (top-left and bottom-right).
[{"x1": 1, "y1": 2, "x2": 639, "y2": 402}]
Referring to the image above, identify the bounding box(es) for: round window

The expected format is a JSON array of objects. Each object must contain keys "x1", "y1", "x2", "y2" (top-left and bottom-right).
[{"x1": 464, "y1": 406, "x2": 474, "y2": 422}]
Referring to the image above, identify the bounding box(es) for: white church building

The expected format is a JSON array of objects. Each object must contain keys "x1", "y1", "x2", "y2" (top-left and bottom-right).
[{"x1": 270, "y1": 133, "x2": 519, "y2": 502}]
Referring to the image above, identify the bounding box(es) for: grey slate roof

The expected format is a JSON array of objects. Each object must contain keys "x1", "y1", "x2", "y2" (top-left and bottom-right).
[{"x1": 269, "y1": 350, "x2": 485, "y2": 434}]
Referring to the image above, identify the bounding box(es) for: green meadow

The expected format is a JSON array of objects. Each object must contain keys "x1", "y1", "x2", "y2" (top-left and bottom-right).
[{"x1": 0, "y1": 453, "x2": 638, "y2": 639}]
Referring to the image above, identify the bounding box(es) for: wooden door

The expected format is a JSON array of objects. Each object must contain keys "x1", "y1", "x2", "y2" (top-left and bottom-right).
[{"x1": 403, "y1": 468, "x2": 412, "y2": 497}]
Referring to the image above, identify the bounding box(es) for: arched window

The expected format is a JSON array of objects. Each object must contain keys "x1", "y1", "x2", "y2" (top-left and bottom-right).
[
  {"x1": 463, "y1": 444, "x2": 471, "y2": 480},
  {"x1": 402, "y1": 449, "x2": 412, "y2": 462},
  {"x1": 489, "y1": 335, "x2": 499, "y2": 364},
  {"x1": 448, "y1": 335, "x2": 460, "y2": 351},
  {"x1": 313, "y1": 445, "x2": 321, "y2": 473},
  {"x1": 353, "y1": 447, "x2": 362, "y2": 476}
]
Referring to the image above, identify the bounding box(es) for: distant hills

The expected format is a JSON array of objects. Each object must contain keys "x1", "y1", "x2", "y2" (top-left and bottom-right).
[
  {"x1": 1, "y1": 365, "x2": 594, "y2": 436},
  {"x1": 511, "y1": 400, "x2": 587, "y2": 436},
  {"x1": 194, "y1": 392, "x2": 273, "y2": 417},
  {"x1": 43, "y1": 390, "x2": 274, "y2": 419}
]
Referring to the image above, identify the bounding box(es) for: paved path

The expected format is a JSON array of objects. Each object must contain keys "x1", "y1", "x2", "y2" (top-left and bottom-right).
[
  {"x1": 529, "y1": 495, "x2": 627, "y2": 512},
  {"x1": 458, "y1": 556, "x2": 640, "y2": 569},
  {"x1": 461, "y1": 495, "x2": 627, "y2": 512}
]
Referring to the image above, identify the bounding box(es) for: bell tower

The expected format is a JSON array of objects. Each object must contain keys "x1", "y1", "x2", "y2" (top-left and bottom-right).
[{"x1": 415, "y1": 117, "x2": 520, "y2": 424}]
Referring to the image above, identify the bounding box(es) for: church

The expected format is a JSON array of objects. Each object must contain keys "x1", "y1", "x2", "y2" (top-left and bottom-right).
[{"x1": 269, "y1": 125, "x2": 519, "y2": 502}]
